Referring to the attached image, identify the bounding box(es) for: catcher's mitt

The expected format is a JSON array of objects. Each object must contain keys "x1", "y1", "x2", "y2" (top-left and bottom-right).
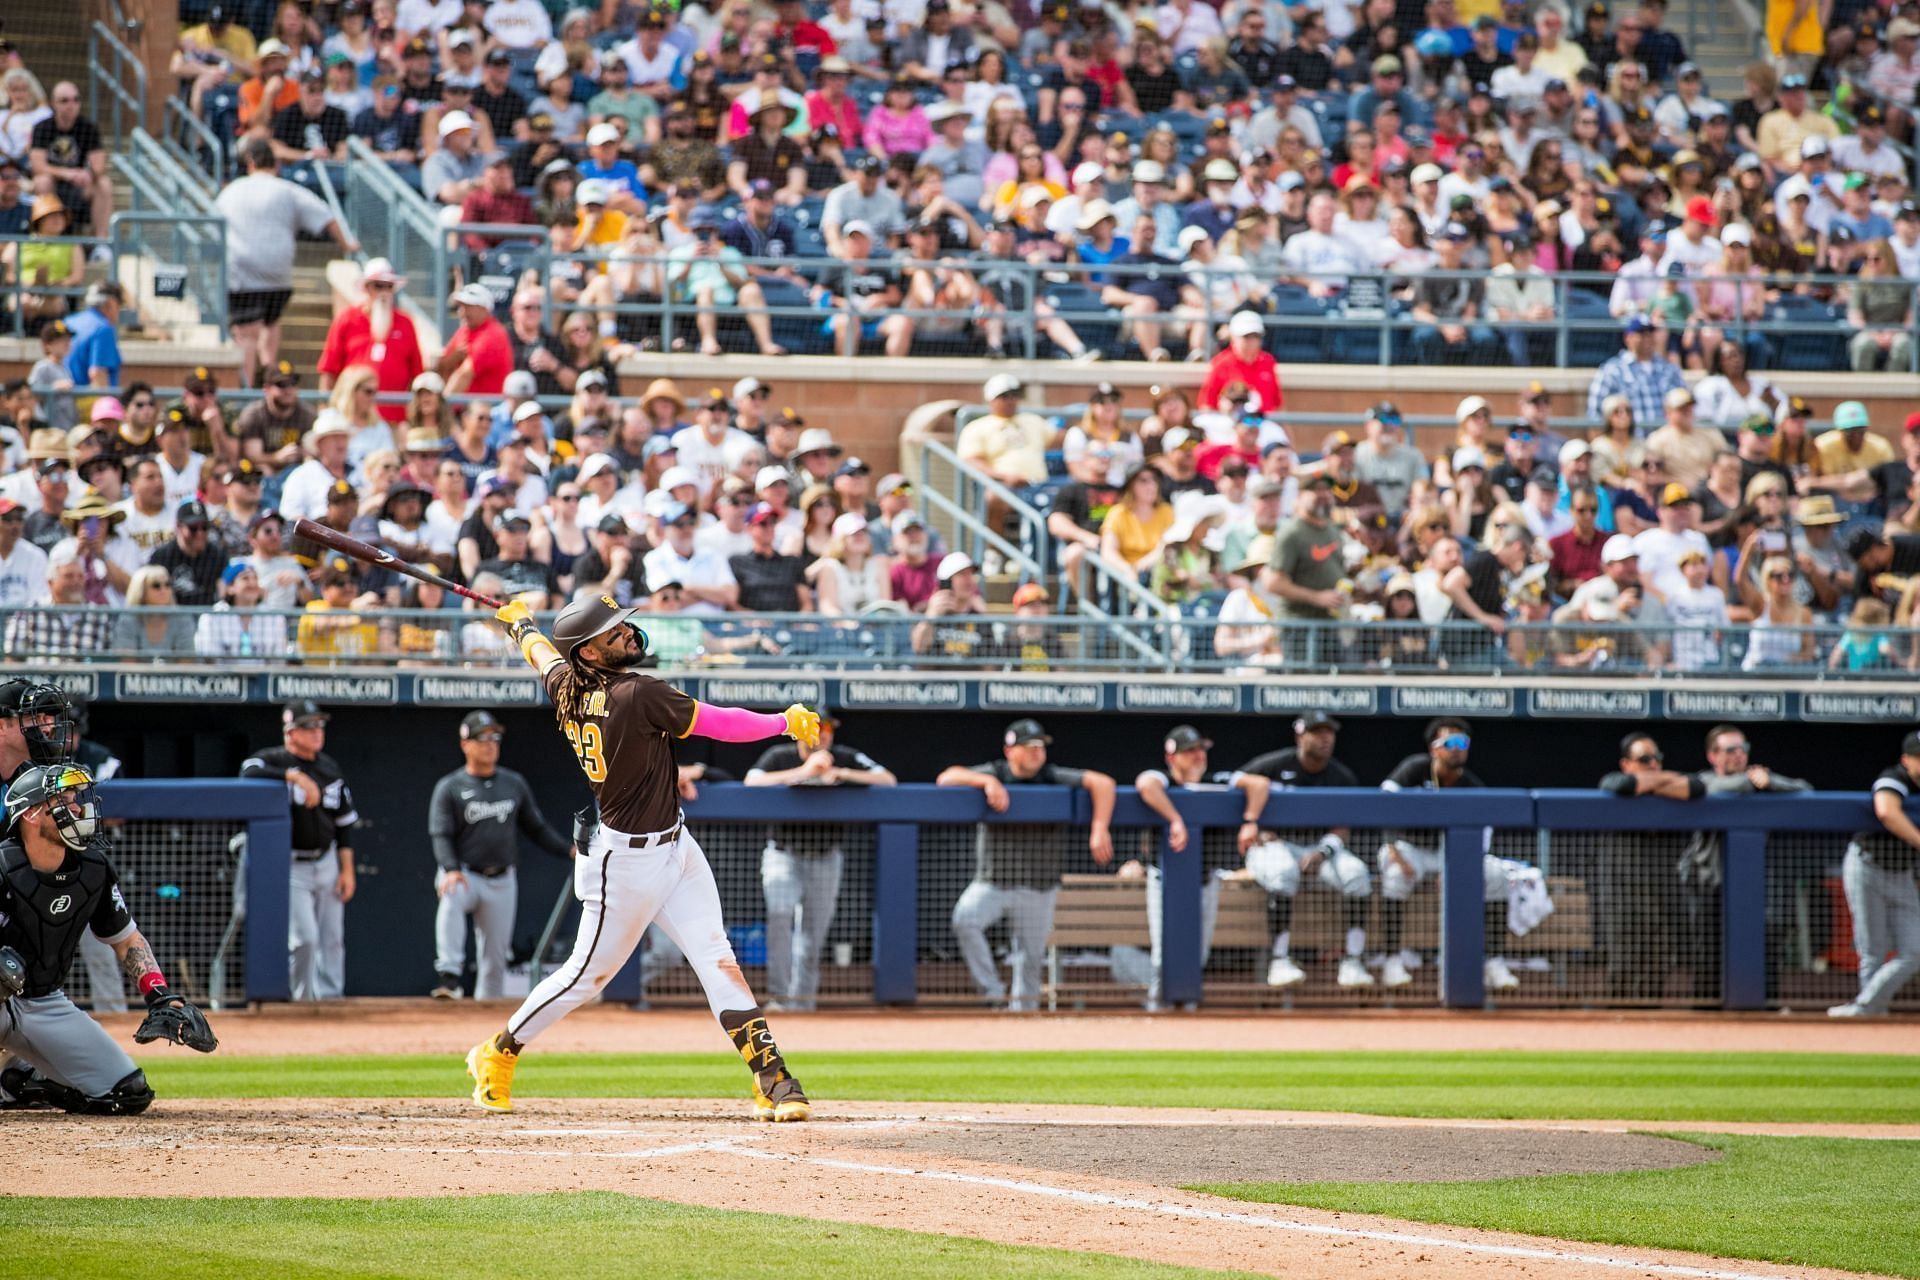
[
  {"x1": 134, "y1": 996, "x2": 218, "y2": 1053},
  {"x1": 0, "y1": 945, "x2": 24, "y2": 1000}
]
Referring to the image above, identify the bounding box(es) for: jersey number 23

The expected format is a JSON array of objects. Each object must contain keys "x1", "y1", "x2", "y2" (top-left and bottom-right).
[{"x1": 563, "y1": 720, "x2": 607, "y2": 782}]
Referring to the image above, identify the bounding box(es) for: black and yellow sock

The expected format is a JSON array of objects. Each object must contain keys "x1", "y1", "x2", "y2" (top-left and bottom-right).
[
  {"x1": 720, "y1": 1007, "x2": 786, "y2": 1082},
  {"x1": 494, "y1": 1030, "x2": 523, "y2": 1055}
]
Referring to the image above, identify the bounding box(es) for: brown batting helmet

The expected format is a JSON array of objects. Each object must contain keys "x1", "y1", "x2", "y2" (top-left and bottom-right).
[{"x1": 551, "y1": 593, "x2": 648, "y2": 663}]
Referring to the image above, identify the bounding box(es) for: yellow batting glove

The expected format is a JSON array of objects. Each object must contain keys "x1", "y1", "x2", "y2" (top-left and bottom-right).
[
  {"x1": 784, "y1": 704, "x2": 821, "y2": 751},
  {"x1": 495, "y1": 599, "x2": 533, "y2": 628}
]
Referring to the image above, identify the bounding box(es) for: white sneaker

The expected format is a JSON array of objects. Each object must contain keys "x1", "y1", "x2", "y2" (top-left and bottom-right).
[
  {"x1": 1396, "y1": 948, "x2": 1423, "y2": 971},
  {"x1": 1337, "y1": 957, "x2": 1375, "y2": 988},
  {"x1": 1381, "y1": 956, "x2": 1412, "y2": 987},
  {"x1": 1265, "y1": 956, "x2": 1307, "y2": 988},
  {"x1": 1827, "y1": 1002, "x2": 1882, "y2": 1018},
  {"x1": 1484, "y1": 957, "x2": 1520, "y2": 991}
]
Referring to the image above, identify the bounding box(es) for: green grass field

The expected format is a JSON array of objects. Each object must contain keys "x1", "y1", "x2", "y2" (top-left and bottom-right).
[
  {"x1": 142, "y1": 1048, "x2": 1920, "y2": 1123},
  {"x1": 0, "y1": 1194, "x2": 1261, "y2": 1280},
  {"x1": 1198, "y1": 1134, "x2": 1920, "y2": 1280}
]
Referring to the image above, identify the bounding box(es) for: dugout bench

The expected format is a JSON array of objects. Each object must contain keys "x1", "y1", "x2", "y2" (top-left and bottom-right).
[{"x1": 1045, "y1": 873, "x2": 1593, "y2": 1009}]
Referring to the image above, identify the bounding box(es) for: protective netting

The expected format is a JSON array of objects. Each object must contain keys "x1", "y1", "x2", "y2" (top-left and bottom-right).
[
  {"x1": 63, "y1": 818, "x2": 246, "y2": 1009},
  {"x1": 1766, "y1": 832, "x2": 1920, "y2": 1014},
  {"x1": 636, "y1": 820, "x2": 876, "y2": 1008}
]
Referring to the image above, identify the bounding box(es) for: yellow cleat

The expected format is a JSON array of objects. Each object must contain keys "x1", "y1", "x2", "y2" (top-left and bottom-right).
[
  {"x1": 754, "y1": 1073, "x2": 811, "y2": 1123},
  {"x1": 466, "y1": 1037, "x2": 517, "y2": 1113}
]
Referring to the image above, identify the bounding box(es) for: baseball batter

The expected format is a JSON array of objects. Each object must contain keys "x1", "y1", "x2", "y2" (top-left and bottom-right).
[
  {"x1": 1, "y1": 764, "x2": 217, "y2": 1113},
  {"x1": 1831, "y1": 731, "x2": 1920, "y2": 1017},
  {"x1": 466, "y1": 594, "x2": 821, "y2": 1120},
  {"x1": 428, "y1": 711, "x2": 573, "y2": 1000}
]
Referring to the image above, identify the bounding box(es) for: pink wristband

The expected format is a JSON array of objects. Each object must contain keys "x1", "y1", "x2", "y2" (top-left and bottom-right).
[
  {"x1": 687, "y1": 703, "x2": 787, "y2": 743},
  {"x1": 137, "y1": 971, "x2": 167, "y2": 998}
]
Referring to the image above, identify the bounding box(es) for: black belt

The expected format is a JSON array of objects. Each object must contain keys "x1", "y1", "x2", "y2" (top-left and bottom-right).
[
  {"x1": 293, "y1": 848, "x2": 331, "y2": 862},
  {"x1": 625, "y1": 822, "x2": 684, "y2": 850},
  {"x1": 464, "y1": 865, "x2": 512, "y2": 879}
]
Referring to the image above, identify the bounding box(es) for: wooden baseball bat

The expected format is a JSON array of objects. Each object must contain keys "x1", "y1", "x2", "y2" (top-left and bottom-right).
[{"x1": 289, "y1": 519, "x2": 506, "y2": 609}]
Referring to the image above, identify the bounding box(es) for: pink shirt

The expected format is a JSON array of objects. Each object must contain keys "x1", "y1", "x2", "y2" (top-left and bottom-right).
[{"x1": 862, "y1": 105, "x2": 933, "y2": 158}]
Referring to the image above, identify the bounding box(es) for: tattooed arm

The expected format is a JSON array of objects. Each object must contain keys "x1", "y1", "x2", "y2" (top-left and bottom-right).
[{"x1": 112, "y1": 931, "x2": 173, "y2": 1002}]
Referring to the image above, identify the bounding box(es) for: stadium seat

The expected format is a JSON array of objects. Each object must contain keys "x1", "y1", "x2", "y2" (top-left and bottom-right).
[
  {"x1": 1262, "y1": 292, "x2": 1330, "y2": 363},
  {"x1": 1770, "y1": 296, "x2": 1848, "y2": 372},
  {"x1": 1563, "y1": 288, "x2": 1620, "y2": 367},
  {"x1": 1040, "y1": 282, "x2": 1121, "y2": 356},
  {"x1": 754, "y1": 276, "x2": 832, "y2": 355}
]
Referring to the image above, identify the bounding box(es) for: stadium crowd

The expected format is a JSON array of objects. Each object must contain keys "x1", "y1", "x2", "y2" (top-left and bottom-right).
[
  {"x1": 1, "y1": 2, "x2": 1920, "y2": 670},
  {"x1": 144, "y1": 0, "x2": 1920, "y2": 369}
]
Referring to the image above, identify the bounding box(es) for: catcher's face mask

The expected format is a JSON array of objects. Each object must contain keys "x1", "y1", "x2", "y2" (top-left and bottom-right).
[
  {"x1": 35, "y1": 766, "x2": 101, "y2": 850},
  {"x1": 6, "y1": 684, "x2": 76, "y2": 766}
]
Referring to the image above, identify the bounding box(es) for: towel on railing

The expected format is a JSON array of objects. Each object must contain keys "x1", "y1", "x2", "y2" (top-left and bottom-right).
[{"x1": 1504, "y1": 862, "x2": 1554, "y2": 937}]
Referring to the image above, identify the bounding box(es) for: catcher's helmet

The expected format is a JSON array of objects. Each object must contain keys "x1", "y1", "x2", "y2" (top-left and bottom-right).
[
  {"x1": 5, "y1": 763, "x2": 101, "y2": 849},
  {"x1": 0, "y1": 680, "x2": 76, "y2": 765},
  {"x1": 551, "y1": 594, "x2": 649, "y2": 665}
]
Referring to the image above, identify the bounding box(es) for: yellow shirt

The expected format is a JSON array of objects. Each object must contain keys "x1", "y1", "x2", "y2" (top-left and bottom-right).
[
  {"x1": 1533, "y1": 40, "x2": 1590, "y2": 83},
  {"x1": 1766, "y1": 0, "x2": 1824, "y2": 57},
  {"x1": 297, "y1": 602, "x2": 379, "y2": 658},
  {"x1": 1815, "y1": 429, "x2": 1895, "y2": 475},
  {"x1": 1645, "y1": 423, "x2": 1728, "y2": 490},
  {"x1": 955, "y1": 411, "x2": 1054, "y2": 486},
  {"x1": 1101, "y1": 501, "x2": 1175, "y2": 566},
  {"x1": 1755, "y1": 108, "x2": 1838, "y2": 170},
  {"x1": 574, "y1": 208, "x2": 630, "y2": 270},
  {"x1": 180, "y1": 23, "x2": 259, "y2": 81}
]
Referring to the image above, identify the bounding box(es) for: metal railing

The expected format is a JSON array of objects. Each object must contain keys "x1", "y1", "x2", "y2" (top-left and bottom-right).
[
  {"x1": 86, "y1": 19, "x2": 148, "y2": 149},
  {"x1": 0, "y1": 233, "x2": 109, "y2": 337},
  {"x1": 4, "y1": 605, "x2": 1912, "y2": 680},
  {"x1": 344, "y1": 137, "x2": 453, "y2": 334},
  {"x1": 163, "y1": 95, "x2": 229, "y2": 189}
]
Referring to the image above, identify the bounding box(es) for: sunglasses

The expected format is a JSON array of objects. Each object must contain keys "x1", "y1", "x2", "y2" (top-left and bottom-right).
[
  {"x1": 1767, "y1": 571, "x2": 1793, "y2": 581},
  {"x1": 1437, "y1": 734, "x2": 1471, "y2": 751},
  {"x1": 1713, "y1": 741, "x2": 1750, "y2": 753},
  {"x1": 1629, "y1": 751, "x2": 1663, "y2": 764}
]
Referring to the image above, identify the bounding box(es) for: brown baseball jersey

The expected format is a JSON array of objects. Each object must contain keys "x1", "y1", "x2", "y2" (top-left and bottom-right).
[{"x1": 542, "y1": 666, "x2": 698, "y2": 835}]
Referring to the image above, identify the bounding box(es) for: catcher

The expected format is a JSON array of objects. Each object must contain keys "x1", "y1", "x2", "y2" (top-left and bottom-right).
[{"x1": 0, "y1": 764, "x2": 217, "y2": 1114}]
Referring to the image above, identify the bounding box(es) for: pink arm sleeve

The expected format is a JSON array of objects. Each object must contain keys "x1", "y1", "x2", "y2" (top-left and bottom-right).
[{"x1": 686, "y1": 702, "x2": 787, "y2": 743}]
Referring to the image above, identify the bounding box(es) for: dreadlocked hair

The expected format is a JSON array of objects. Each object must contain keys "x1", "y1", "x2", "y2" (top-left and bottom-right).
[{"x1": 548, "y1": 660, "x2": 609, "y2": 727}]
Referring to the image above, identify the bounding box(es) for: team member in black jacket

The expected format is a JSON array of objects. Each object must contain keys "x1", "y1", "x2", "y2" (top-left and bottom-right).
[
  {"x1": 428, "y1": 711, "x2": 573, "y2": 1000},
  {"x1": 240, "y1": 700, "x2": 359, "y2": 1001},
  {"x1": 1831, "y1": 731, "x2": 1920, "y2": 1017}
]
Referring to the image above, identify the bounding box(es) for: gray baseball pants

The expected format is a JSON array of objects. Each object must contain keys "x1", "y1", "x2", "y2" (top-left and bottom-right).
[
  {"x1": 290, "y1": 853, "x2": 346, "y2": 1002},
  {"x1": 79, "y1": 932, "x2": 129, "y2": 1013},
  {"x1": 1842, "y1": 844, "x2": 1920, "y2": 1013},
  {"x1": 436, "y1": 867, "x2": 520, "y2": 1000},
  {"x1": 952, "y1": 880, "x2": 1058, "y2": 1011},
  {"x1": 761, "y1": 844, "x2": 843, "y2": 1011},
  {"x1": 1, "y1": 992, "x2": 140, "y2": 1096}
]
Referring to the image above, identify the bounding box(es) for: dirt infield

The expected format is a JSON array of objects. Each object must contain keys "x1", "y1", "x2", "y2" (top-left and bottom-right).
[
  {"x1": 98, "y1": 1000, "x2": 1920, "y2": 1058},
  {"x1": 5, "y1": 1098, "x2": 1885, "y2": 1280}
]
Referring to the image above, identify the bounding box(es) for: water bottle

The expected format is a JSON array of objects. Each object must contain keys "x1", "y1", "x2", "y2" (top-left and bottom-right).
[{"x1": 240, "y1": 629, "x2": 254, "y2": 659}]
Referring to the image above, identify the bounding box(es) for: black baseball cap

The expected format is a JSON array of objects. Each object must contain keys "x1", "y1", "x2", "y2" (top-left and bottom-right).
[
  {"x1": 283, "y1": 699, "x2": 329, "y2": 728},
  {"x1": 1295, "y1": 711, "x2": 1341, "y2": 733},
  {"x1": 1903, "y1": 729, "x2": 1920, "y2": 757},
  {"x1": 460, "y1": 709, "x2": 504, "y2": 739},
  {"x1": 176, "y1": 499, "x2": 211, "y2": 527},
  {"x1": 1164, "y1": 724, "x2": 1211, "y2": 753},
  {"x1": 1004, "y1": 718, "x2": 1051, "y2": 746}
]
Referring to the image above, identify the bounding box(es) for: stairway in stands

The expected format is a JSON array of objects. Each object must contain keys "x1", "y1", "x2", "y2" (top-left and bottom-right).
[{"x1": 278, "y1": 239, "x2": 342, "y2": 381}]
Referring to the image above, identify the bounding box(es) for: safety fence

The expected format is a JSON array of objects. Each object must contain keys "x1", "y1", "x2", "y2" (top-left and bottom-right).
[
  {"x1": 2, "y1": 603, "x2": 1914, "y2": 679},
  {"x1": 524, "y1": 784, "x2": 1917, "y2": 1013},
  {"x1": 4, "y1": 604, "x2": 1914, "y2": 681},
  {"x1": 60, "y1": 780, "x2": 292, "y2": 1010}
]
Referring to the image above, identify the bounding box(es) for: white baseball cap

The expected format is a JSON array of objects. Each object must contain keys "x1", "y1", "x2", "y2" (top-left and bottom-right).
[
  {"x1": 1177, "y1": 224, "x2": 1213, "y2": 252},
  {"x1": 1071, "y1": 160, "x2": 1105, "y2": 188},
  {"x1": 1456, "y1": 394, "x2": 1492, "y2": 421},
  {"x1": 437, "y1": 110, "x2": 476, "y2": 138},
  {"x1": 578, "y1": 453, "x2": 619, "y2": 482},
  {"x1": 937, "y1": 551, "x2": 976, "y2": 582},
  {"x1": 755, "y1": 464, "x2": 792, "y2": 491},
  {"x1": 512, "y1": 400, "x2": 546, "y2": 423},
  {"x1": 659, "y1": 465, "x2": 700, "y2": 492},
  {"x1": 1601, "y1": 534, "x2": 1639, "y2": 563},
  {"x1": 732, "y1": 376, "x2": 768, "y2": 401},
  {"x1": 1228, "y1": 310, "x2": 1265, "y2": 339},
  {"x1": 586, "y1": 122, "x2": 622, "y2": 147},
  {"x1": 983, "y1": 373, "x2": 1023, "y2": 401},
  {"x1": 1558, "y1": 439, "x2": 1591, "y2": 465},
  {"x1": 830, "y1": 511, "x2": 869, "y2": 541},
  {"x1": 576, "y1": 178, "x2": 612, "y2": 206},
  {"x1": 410, "y1": 370, "x2": 445, "y2": 394},
  {"x1": 308, "y1": 409, "x2": 352, "y2": 440},
  {"x1": 1720, "y1": 221, "x2": 1752, "y2": 246},
  {"x1": 1411, "y1": 162, "x2": 1445, "y2": 185},
  {"x1": 452, "y1": 282, "x2": 494, "y2": 308},
  {"x1": 1132, "y1": 159, "x2": 1167, "y2": 184},
  {"x1": 1451, "y1": 445, "x2": 1487, "y2": 472}
]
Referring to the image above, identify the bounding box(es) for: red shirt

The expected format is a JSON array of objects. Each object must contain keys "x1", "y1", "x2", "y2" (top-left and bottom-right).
[
  {"x1": 1199, "y1": 347, "x2": 1283, "y2": 412},
  {"x1": 1195, "y1": 442, "x2": 1259, "y2": 480},
  {"x1": 459, "y1": 188, "x2": 537, "y2": 250},
  {"x1": 1549, "y1": 525, "x2": 1606, "y2": 587},
  {"x1": 776, "y1": 19, "x2": 836, "y2": 54},
  {"x1": 805, "y1": 91, "x2": 862, "y2": 144},
  {"x1": 454, "y1": 316, "x2": 514, "y2": 396},
  {"x1": 1087, "y1": 59, "x2": 1126, "y2": 109},
  {"x1": 316, "y1": 306, "x2": 424, "y2": 423}
]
